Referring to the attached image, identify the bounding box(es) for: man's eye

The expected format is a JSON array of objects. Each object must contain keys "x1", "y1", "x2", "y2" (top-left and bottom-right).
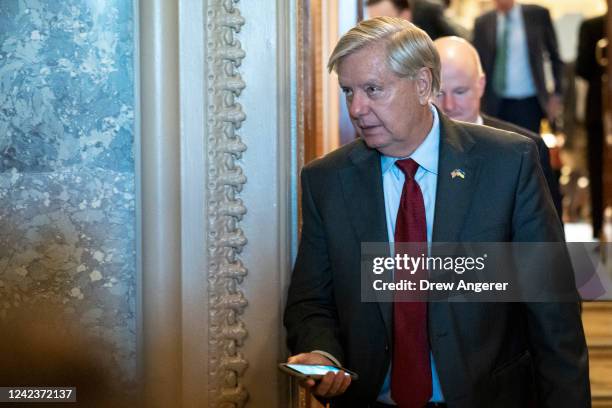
[
  {"x1": 365, "y1": 86, "x2": 380, "y2": 95},
  {"x1": 454, "y1": 88, "x2": 468, "y2": 95},
  {"x1": 341, "y1": 88, "x2": 353, "y2": 96}
]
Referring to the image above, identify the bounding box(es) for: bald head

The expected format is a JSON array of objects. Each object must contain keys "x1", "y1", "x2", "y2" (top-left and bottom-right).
[
  {"x1": 435, "y1": 36, "x2": 483, "y2": 77},
  {"x1": 434, "y1": 36, "x2": 486, "y2": 123}
]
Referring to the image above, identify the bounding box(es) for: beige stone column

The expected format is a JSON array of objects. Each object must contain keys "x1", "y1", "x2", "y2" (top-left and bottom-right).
[
  {"x1": 138, "y1": 0, "x2": 298, "y2": 406},
  {"x1": 139, "y1": 0, "x2": 182, "y2": 406}
]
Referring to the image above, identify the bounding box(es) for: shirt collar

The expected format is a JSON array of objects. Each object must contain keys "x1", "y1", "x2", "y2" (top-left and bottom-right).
[{"x1": 381, "y1": 104, "x2": 440, "y2": 176}]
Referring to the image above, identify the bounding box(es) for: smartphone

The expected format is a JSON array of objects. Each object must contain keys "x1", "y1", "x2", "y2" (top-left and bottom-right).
[{"x1": 278, "y1": 363, "x2": 359, "y2": 380}]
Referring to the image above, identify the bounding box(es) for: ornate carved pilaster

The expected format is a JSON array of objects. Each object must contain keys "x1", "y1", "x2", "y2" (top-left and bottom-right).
[{"x1": 206, "y1": 0, "x2": 248, "y2": 407}]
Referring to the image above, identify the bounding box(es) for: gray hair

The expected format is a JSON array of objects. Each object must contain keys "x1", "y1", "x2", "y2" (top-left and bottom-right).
[{"x1": 327, "y1": 16, "x2": 440, "y2": 95}]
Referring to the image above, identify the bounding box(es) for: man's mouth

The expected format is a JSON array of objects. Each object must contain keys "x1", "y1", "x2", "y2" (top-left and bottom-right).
[{"x1": 359, "y1": 124, "x2": 381, "y2": 131}]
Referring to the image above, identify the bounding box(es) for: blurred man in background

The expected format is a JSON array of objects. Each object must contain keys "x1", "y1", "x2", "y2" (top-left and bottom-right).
[
  {"x1": 472, "y1": 0, "x2": 563, "y2": 133},
  {"x1": 576, "y1": 14, "x2": 606, "y2": 238}
]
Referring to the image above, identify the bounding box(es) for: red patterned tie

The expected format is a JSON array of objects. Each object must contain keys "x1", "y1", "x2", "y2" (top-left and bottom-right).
[{"x1": 391, "y1": 158, "x2": 432, "y2": 407}]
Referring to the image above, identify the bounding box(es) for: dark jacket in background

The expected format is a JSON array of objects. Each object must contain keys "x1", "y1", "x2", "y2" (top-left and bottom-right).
[
  {"x1": 576, "y1": 15, "x2": 605, "y2": 126},
  {"x1": 411, "y1": 0, "x2": 463, "y2": 40},
  {"x1": 482, "y1": 114, "x2": 563, "y2": 220},
  {"x1": 576, "y1": 14, "x2": 605, "y2": 237}
]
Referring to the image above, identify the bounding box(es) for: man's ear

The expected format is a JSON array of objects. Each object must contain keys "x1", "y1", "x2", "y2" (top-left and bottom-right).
[
  {"x1": 415, "y1": 67, "x2": 433, "y2": 105},
  {"x1": 477, "y1": 73, "x2": 486, "y2": 99}
]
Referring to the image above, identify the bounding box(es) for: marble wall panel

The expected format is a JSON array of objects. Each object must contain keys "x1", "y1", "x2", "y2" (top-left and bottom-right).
[{"x1": 0, "y1": 0, "x2": 136, "y2": 385}]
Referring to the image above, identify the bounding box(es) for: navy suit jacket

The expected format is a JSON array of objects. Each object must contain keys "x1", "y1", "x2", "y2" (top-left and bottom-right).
[
  {"x1": 481, "y1": 113, "x2": 562, "y2": 219},
  {"x1": 284, "y1": 112, "x2": 590, "y2": 407}
]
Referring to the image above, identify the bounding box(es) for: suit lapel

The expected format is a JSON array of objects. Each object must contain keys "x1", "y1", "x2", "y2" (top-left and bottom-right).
[
  {"x1": 339, "y1": 116, "x2": 481, "y2": 344},
  {"x1": 429, "y1": 115, "x2": 480, "y2": 367},
  {"x1": 340, "y1": 116, "x2": 480, "y2": 245},
  {"x1": 339, "y1": 141, "x2": 392, "y2": 342},
  {"x1": 432, "y1": 114, "x2": 480, "y2": 242}
]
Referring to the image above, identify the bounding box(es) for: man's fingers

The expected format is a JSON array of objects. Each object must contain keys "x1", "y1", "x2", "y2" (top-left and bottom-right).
[
  {"x1": 284, "y1": 355, "x2": 351, "y2": 398},
  {"x1": 338, "y1": 371, "x2": 352, "y2": 394},
  {"x1": 326, "y1": 371, "x2": 347, "y2": 396},
  {"x1": 287, "y1": 352, "x2": 333, "y2": 366},
  {"x1": 287, "y1": 354, "x2": 303, "y2": 364},
  {"x1": 314, "y1": 372, "x2": 335, "y2": 396},
  {"x1": 288, "y1": 353, "x2": 315, "y2": 364},
  {"x1": 296, "y1": 377, "x2": 316, "y2": 390},
  {"x1": 303, "y1": 378, "x2": 315, "y2": 388},
  {"x1": 313, "y1": 371, "x2": 352, "y2": 398}
]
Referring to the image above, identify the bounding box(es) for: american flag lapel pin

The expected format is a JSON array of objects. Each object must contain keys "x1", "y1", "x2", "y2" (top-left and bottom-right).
[{"x1": 450, "y1": 169, "x2": 465, "y2": 179}]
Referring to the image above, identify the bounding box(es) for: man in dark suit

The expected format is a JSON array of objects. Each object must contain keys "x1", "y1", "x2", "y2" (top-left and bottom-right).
[
  {"x1": 576, "y1": 14, "x2": 605, "y2": 238},
  {"x1": 433, "y1": 35, "x2": 562, "y2": 219},
  {"x1": 472, "y1": 0, "x2": 563, "y2": 133},
  {"x1": 284, "y1": 17, "x2": 589, "y2": 408},
  {"x1": 366, "y1": 0, "x2": 463, "y2": 40}
]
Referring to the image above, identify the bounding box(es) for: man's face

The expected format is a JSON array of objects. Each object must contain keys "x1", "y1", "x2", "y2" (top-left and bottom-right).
[
  {"x1": 337, "y1": 44, "x2": 431, "y2": 157},
  {"x1": 367, "y1": 1, "x2": 401, "y2": 18},
  {"x1": 367, "y1": 0, "x2": 411, "y2": 20},
  {"x1": 435, "y1": 59, "x2": 484, "y2": 123},
  {"x1": 494, "y1": 0, "x2": 515, "y2": 12}
]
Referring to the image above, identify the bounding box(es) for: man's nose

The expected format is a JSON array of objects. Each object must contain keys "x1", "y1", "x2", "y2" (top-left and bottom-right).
[
  {"x1": 441, "y1": 93, "x2": 455, "y2": 112},
  {"x1": 348, "y1": 92, "x2": 369, "y2": 117}
]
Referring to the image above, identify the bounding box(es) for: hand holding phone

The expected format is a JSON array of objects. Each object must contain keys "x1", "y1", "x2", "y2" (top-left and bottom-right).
[
  {"x1": 282, "y1": 353, "x2": 355, "y2": 398},
  {"x1": 278, "y1": 363, "x2": 358, "y2": 380}
]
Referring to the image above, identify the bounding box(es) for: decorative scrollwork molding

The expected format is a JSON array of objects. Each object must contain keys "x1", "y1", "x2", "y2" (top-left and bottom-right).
[{"x1": 206, "y1": 0, "x2": 249, "y2": 406}]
